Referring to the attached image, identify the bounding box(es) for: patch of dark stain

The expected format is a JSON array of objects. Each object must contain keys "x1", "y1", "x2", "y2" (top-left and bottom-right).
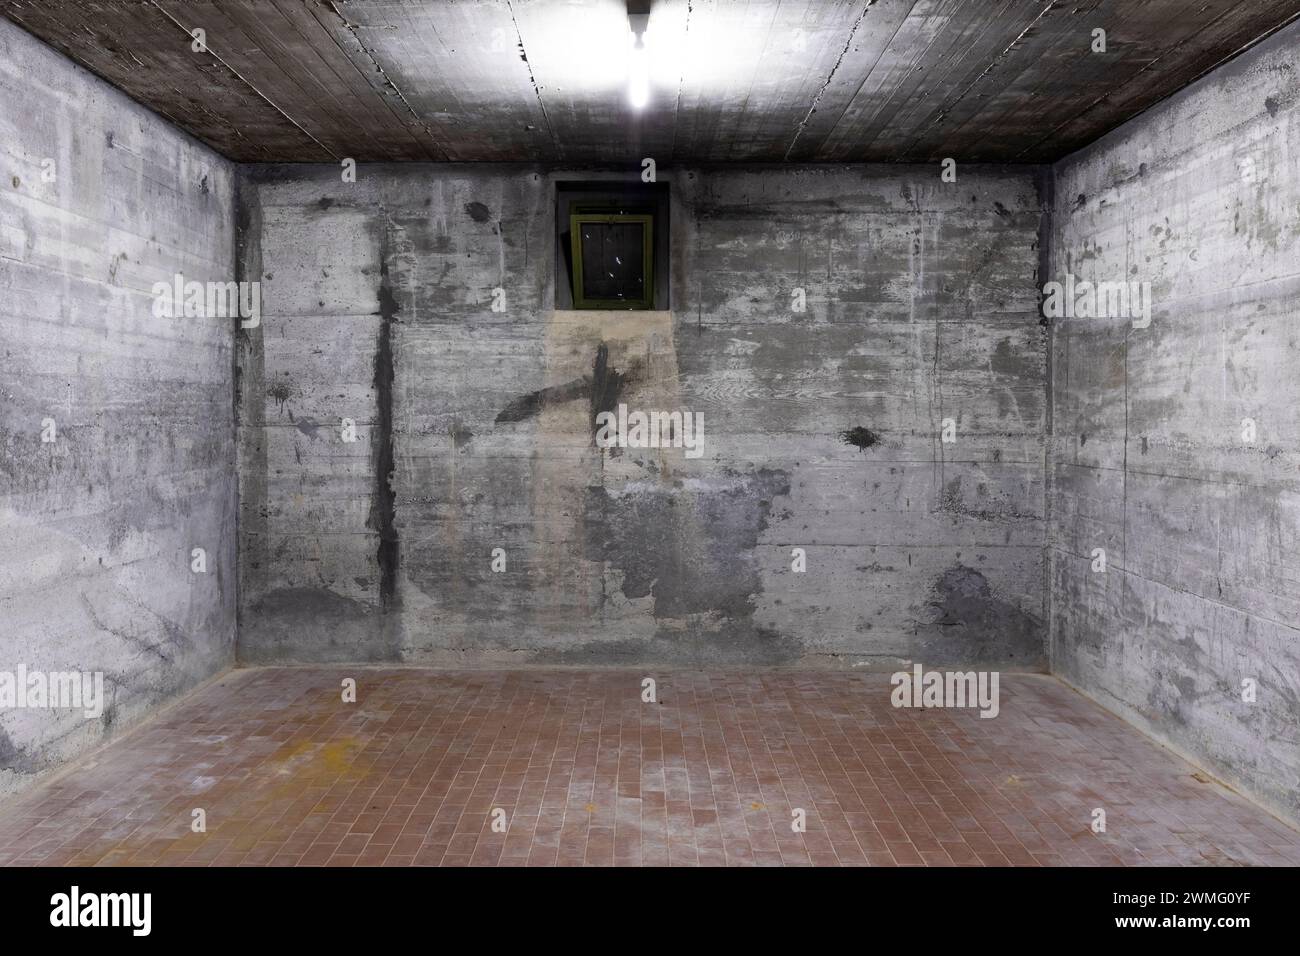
[
  {"x1": 840, "y1": 425, "x2": 881, "y2": 451},
  {"x1": 268, "y1": 382, "x2": 291, "y2": 410},
  {"x1": 10, "y1": 176, "x2": 18, "y2": 189},
  {"x1": 579, "y1": 468, "x2": 801, "y2": 663},
  {"x1": 1173, "y1": 673, "x2": 1199, "y2": 700},
  {"x1": 1072, "y1": 193, "x2": 1086, "y2": 211},
  {"x1": 1140, "y1": 436, "x2": 1149, "y2": 455},
  {"x1": 317, "y1": 197, "x2": 334, "y2": 210},
  {"x1": 921, "y1": 564, "x2": 1043, "y2": 666},
  {"x1": 199, "y1": 174, "x2": 209, "y2": 195},
  {"x1": 450, "y1": 423, "x2": 474, "y2": 450},
  {"x1": 495, "y1": 377, "x2": 590, "y2": 424},
  {"x1": 465, "y1": 201, "x2": 491, "y2": 223},
  {"x1": 991, "y1": 337, "x2": 1017, "y2": 375},
  {"x1": 1265, "y1": 94, "x2": 1280, "y2": 117},
  {"x1": 993, "y1": 201, "x2": 1011, "y2": 219},
  {"x1": 294, "y1": 418, "x2": 321, "y2": 440},
  {"x1": 105, "y1": 131, "x2": 114, "y2": 148},
  {"x1": 495, "y1": 343, "x2": 641, "y2": 436},
  {"x1": 368, "y1": 247, "x2": 400, "y2": 612},
  {"x1": 242, "y1": 587, "x2": 400, "y2": 663},
  {"x1": 375, "y1": 263, "x2": 400, "y2": 324},
  {"x1": 1080, "y1": 432, "x2": 1088, "y2": 446},
  {"x1": 589, "y1": 342, "x2": 629, "y2": 432},
  {"x1": 0, "y1": 727, "x2": 38, "y2": 775}
]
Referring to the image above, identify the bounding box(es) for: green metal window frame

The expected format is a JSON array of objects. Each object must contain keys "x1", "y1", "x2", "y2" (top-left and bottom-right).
[{"x1": 569, "y1": 212, "x2": 655, "y2": 309}]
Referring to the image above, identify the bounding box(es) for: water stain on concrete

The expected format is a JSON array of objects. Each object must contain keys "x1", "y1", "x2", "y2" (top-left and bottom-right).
[
  {"x1": 450, "y1": 423, "x2": 474, "y2": 449},
  {"x1": 242, "y1": 587, "x2": 399, "y2": 663},
  {"x1": 267, "y1": 382, "x2": 291, "y2": 411},
  {"x1": 918, "y1": 564, "x2": 1044, "y2": 667},
  {"x1": 370, "y1": 251, "x2": 400, "y2": 613},
  {"x1": 840, "y1": 425, "x2": 881, "y2": 450},
  {"x1": 495, "y1": 343, "x2": 642, "y2": 432},
  {"x1": 579, "y1": 468, "x2": 799, "y2": 662},
  {"x1": 294, "y1": 418, "x2": 321, "y2": 439},
  {"x1": 0, "y1": 728, "x2": 38, "y2": 775}
]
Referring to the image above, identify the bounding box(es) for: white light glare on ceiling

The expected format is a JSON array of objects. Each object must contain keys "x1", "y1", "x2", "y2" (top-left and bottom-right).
[{"x1": 628, "y1": 10, "x2": 650, "y2": 109}]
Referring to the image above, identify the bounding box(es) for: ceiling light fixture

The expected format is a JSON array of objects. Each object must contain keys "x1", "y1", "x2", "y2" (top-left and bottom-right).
[{"x1": 628, "y1": 2, "x2": 650, "y2": 110}]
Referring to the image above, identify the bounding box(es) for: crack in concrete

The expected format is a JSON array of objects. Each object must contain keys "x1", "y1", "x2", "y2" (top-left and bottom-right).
[
  {"x1": 145, "y1": 0, "x2": 338, "y2": 159},
  {"x1": 907, "y1": 0, "x2": 1061, "y2": 157},
  {"x1": 504, "y1": 0, "x2": 559, "y2": 159},
  {"x1": 669, "y1": 0, "x2": 694, "y2": 161},
  {"x1": 783, "y1": 0, "x2": 876, "y2": 161},
  {"x1": 147, "y1": 0, "x2": 338, "y2": 159},
  {"x1": 323, "y1": 0, "x2": 447, "y2": 160},
  {"x1": 80, "y1": 593, "x2": 175, "y2": 665}
]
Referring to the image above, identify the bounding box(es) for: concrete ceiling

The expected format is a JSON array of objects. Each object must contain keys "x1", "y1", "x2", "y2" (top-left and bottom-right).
[{"x1": 5, "y1": 0, "x2": 1299, "y2": 164}]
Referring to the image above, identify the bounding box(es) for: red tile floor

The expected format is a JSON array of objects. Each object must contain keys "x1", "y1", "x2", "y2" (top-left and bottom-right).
[{"x1": 0, "y1": 668, "x2": 1296, "y2": 866}]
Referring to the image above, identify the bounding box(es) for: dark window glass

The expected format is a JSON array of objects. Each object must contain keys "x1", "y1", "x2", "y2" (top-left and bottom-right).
[
  {"x1": 579, "y1": 221, "x2": 645, "y2": 301},
  {"x1": 569, "y1": 212, "x2": 654, "y2": 309}
]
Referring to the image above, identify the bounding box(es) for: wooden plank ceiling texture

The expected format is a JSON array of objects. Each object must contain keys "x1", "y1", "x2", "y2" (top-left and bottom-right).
[{"x1": 4, "y1": 0, "x2": 1299, "y2": 163}]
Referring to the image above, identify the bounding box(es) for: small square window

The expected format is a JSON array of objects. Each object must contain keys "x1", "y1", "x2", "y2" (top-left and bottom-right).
[
  {"x1": 569, "y1": 210, "x2": 654, "y2": 309},
  {"x1": 555, "y1": 183, "x2": 668, "y2": 309}
]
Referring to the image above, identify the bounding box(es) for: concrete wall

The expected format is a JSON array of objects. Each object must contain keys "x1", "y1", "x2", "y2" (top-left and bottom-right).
[
  {"x1": 236, "y1": 164, "x2": 1048, "y2": 669},
  {"x1": 1047, "y1": 21, "x2": 1300, "y2": 825},
  {"x1": 0, "y1": 19, "x2": 237, "y2": 795}
]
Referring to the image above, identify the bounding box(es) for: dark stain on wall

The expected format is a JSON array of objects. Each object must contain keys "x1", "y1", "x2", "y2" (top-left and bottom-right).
[
  {"x1": 450, "y1": 423, "x2": 474, "y2": 449},
  {"x1": 589, "y1": 342, "x2": 629, "y2": 431},
  {"x1": 465, "y1": 201, "x2": 491, "y2": 222},
  {"x1": 495, "y1": 343, "x2": 641, "y2": 433},
  {"x1": 919, "y1": 564, "x2": 1044, "y2": 666},
  {"x1": 495, "y1": 377, "x2": 588, "y2": 423},
  {"x1": 840, "y1": 425, "x2": 881, "y2": 450},
  {"x1": 242, "y1": 587, "x2": 386, "y2": 663},
  {"x1": 580, "y1": 468, "x2": 798, "y2": 662},
  {"x1": 371, "y1": 245, "x2": 400, "y2": 612},
  {"x1": 0, "y1": 728, "x2": 38, "y2": 776}
]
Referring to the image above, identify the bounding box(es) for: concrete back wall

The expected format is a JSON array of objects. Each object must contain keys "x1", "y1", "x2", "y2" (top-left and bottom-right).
[
  {"x1": 236, "y1": 164, "x2": 1048, "y2": 669},
  {"x1": 0, "y1": 20, "x2": 237, "y2": 795},
  {"x1": 1048, "y1": 21, "x2": 1300, "y2": 825}
]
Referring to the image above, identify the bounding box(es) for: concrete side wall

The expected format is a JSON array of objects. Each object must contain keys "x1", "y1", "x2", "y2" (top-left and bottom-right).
[
  {"x1": 1048, "y1": 22, "x2": 1300, "y2": 825},
  {"x1": 0, "y1": 20, "x2": 237, "y2": 795},
  {"x1": 236, "y1": 164, "x2": 1047, "y2": 669}
]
